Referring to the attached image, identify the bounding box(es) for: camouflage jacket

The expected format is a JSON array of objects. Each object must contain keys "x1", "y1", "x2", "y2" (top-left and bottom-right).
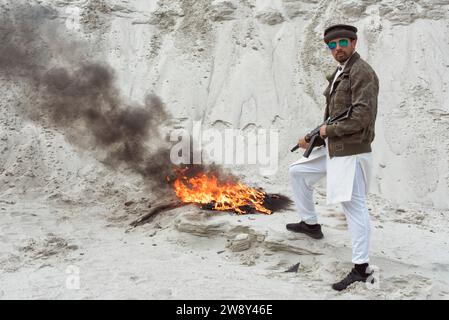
[{"x1": 324, "y1": 52, "x2": 379, "y2": 157}]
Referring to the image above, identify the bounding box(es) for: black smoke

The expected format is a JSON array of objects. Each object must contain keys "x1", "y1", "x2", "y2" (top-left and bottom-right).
[
  {"x1": 0, "y1": 2, "x2": 292, "y2": 212},
  {"x1": 0, "y1": 2, "x2": 173, "y2": 191}
]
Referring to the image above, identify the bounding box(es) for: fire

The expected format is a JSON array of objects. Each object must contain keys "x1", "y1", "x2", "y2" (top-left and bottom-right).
[{"x1": 172, "y1": 168, "x2": 272, "y2": 215}]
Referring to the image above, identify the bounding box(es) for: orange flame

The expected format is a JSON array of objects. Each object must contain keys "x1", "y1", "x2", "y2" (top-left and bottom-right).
[{"x1": 172, "y1": 169, "x2": 272, "y2": 215}]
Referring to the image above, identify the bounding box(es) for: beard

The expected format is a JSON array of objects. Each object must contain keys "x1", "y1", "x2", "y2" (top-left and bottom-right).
[
  {"x1": 334, "y1": 48, "x2": 355, "y2": 63},
  {"x1": 335, "y1": 51, "x2": 349, "y2": 63}
]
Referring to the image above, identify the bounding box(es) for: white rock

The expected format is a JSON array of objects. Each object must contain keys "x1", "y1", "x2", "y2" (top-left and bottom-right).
[
  {"x1": 255, "y1": 7, "x2": 285, "y2": 25},
  {"x1": 210, "y1": 0, "x2": 237, "y2": 21},
  {"x1": 227, "y1": 233, "x2": 251, "y2": 252}
]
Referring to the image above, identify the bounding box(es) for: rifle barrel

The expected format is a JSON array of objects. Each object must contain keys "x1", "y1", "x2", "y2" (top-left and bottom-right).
[{"x1": 290, "y1": 145, "x2": 300, "y2": 152}]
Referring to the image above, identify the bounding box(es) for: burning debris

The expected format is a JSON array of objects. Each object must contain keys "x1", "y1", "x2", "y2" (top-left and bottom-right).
[
  {"x1": 172, "y1": 167, "x2": 271, "y2": 214},
  {"x1": 171, "y1": 165, "x2": 290, "y2": 215},
  {"x1": 129, "y1": 165, "x2": 292, "y2": 228}
]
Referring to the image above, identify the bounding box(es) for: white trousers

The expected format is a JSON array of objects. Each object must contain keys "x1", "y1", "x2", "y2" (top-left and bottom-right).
[{"x1": 289, "y1": 154, "x2": 371, "y2": 264}]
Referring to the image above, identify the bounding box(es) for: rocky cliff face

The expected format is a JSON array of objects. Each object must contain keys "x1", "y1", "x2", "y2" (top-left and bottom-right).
[{"x1": 1, "y1": 0, "x2": 449, "y2": 208}]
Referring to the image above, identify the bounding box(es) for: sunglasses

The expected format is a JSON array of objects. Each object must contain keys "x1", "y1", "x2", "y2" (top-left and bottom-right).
[{"x1": 327, "y1": 39, "x2": 350, "y2": 50}]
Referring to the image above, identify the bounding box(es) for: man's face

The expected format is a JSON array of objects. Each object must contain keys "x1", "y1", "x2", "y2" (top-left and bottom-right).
[{"x1": 328, "y1": 37, "x2": 357, "y2": 63}]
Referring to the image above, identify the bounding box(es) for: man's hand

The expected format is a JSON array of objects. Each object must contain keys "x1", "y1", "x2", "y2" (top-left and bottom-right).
[
  {"x1": 297, "y1": 137, "x2": 309, "y2": 149},
  {"x1": 319, "y1": 125, "x2": 327, "y2": 139}
]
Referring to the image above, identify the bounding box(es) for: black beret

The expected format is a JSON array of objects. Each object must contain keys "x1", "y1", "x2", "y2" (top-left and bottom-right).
[{"x1": 323, "y1": 24, "x2": 358, "y2": 43}]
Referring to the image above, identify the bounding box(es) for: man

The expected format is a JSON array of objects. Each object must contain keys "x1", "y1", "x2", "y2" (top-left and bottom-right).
[{"x1": 287, "y1": 24, "x2": 379, "y2": 291}]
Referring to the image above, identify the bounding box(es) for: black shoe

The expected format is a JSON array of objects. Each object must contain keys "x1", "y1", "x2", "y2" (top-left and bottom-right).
[
  {"x1": 332, "y1": 268, "x2": 374, "y2": 291},
  {"x1": 286, "y1": 221, "x2": 324, "y2": 239}
]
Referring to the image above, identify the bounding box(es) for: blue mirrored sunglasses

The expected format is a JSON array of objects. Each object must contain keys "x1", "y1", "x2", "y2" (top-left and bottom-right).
[{"x1": 327, "y1": 39, "x2": 350, "y2": 50}]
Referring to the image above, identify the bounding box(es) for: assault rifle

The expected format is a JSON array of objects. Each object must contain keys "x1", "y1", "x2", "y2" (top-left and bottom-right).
[{"x1": 290, "y1": 105, "x2": 353, "y2": 158}]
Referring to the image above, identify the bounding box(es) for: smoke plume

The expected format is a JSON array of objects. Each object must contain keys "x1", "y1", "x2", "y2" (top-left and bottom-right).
[{"x1": 0, "y1": 2, "x2": 173, "y2": 191}]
